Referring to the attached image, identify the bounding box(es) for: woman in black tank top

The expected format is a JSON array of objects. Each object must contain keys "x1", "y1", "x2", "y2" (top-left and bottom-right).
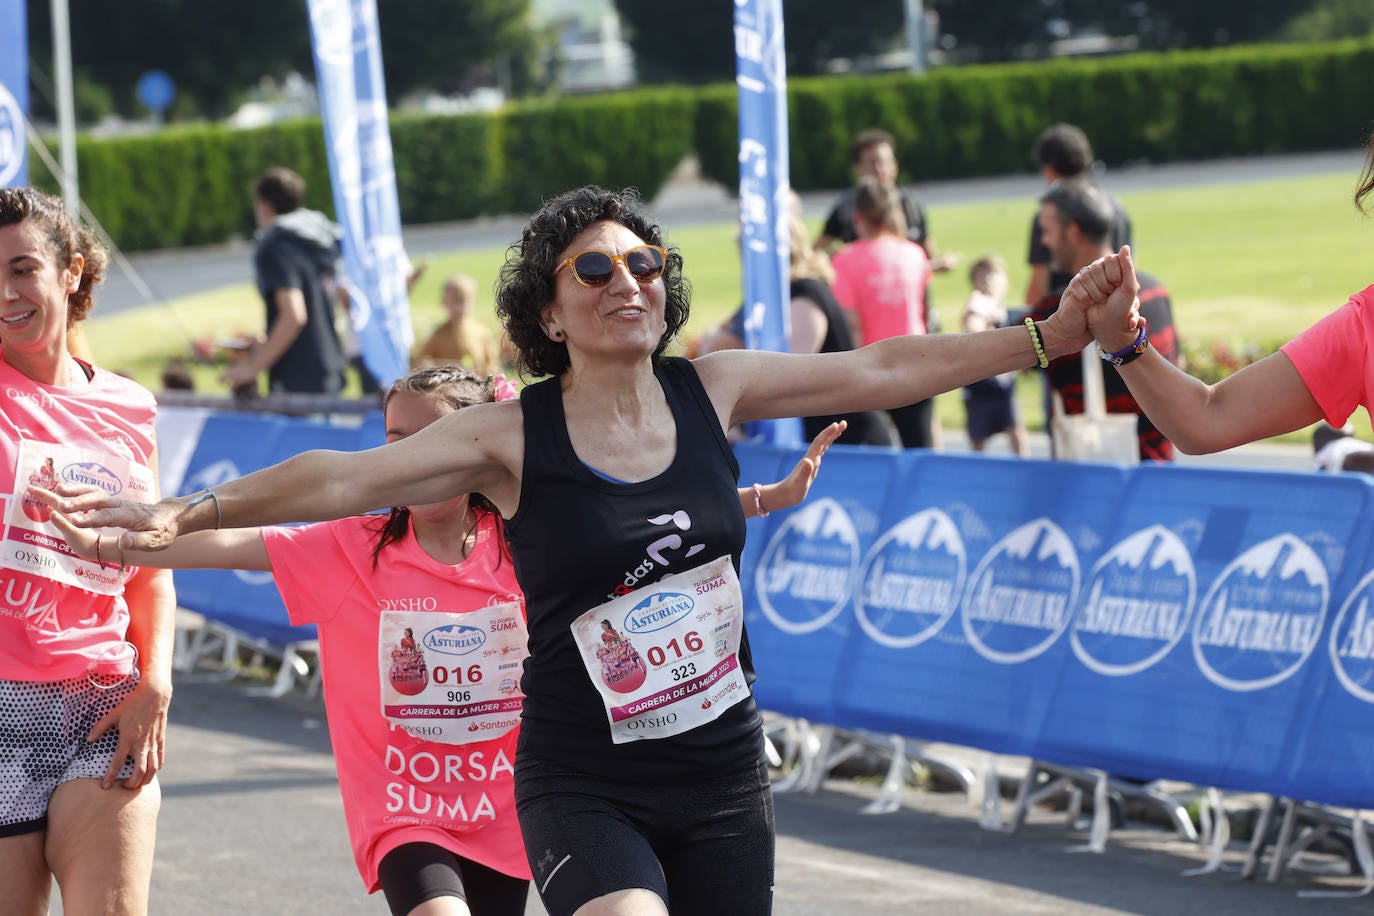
[{"x1": 62, "y1": 186, "x2": 1104, "y2": 916}]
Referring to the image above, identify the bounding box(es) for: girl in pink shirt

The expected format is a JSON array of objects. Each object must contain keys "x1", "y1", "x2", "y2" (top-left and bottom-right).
[
  {"x1": 1050, "y1": 134, "x2": 1374, "y2": 457},
  {"x1": 40, "y1": 365, "x2": 841, "y2": 916},
  {"x1": 830, "y1": 177, "x2": 935, "y2": 448}
]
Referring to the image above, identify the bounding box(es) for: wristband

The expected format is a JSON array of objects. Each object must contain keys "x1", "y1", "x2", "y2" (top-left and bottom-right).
[
  {"x1": 1023, "y1": 317, "x2": 1049, "y2": 369},
  {"x1": 752, "y1": 483, "x2": 770, "y2": 518},
  {"x1": 1100, "y1": 324, "x2": 1149, "y2": 368},
  {"x1": 185, "y1": 488, "x2": 223, "y2": 529}
]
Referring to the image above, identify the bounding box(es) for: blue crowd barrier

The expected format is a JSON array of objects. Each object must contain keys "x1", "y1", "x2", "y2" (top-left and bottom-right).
[
  {"x1": 737, "y1": 441, "x2": 1374, "y2": 810},
  {"x1": 168, "y1": 410, "x2": 384, "y2": 647},
  {"x1": 156, "y1": 407, "x2": 1374, "y2": 810}
]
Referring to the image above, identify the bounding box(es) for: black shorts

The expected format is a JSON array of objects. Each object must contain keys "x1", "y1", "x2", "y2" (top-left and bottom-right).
[
  {"x1": 515, "y1": 753, "x2": 774, "y2": 916},
  {"x1": 377, "y1": 842, "x2": 529, "y2": 916}
]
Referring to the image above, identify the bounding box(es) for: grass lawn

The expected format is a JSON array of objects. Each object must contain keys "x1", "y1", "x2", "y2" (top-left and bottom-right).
[{"x1": 86, "y1": 169, "x2": 1374, "y2": 442}]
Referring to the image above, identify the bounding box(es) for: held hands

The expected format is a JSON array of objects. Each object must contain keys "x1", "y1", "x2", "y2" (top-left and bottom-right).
[
  {"x1": 1060, "y1": 246, "x2": 1143, "y2": 353},
  {"x1": 28, "y1": 484, "x2": 187, "y2": 552}
]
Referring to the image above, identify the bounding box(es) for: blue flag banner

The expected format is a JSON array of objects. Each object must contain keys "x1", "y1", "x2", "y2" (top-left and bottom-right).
[
  {"x1": 306, "y1": 0, "x2": 412, "y2": 388},
  {"x1": 734, "y1": 0, "x2": 800, "y2": 446},
  {"x1": 0, "y1": 0, "x2": 28, "y2": 187}
]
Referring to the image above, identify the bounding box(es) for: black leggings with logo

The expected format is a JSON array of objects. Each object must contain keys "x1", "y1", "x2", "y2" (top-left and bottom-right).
[{"x1": 515, "y1": 754, "x2": 775, "y2": 916}]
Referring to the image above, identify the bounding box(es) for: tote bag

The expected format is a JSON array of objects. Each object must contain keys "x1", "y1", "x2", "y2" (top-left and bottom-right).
[{"x1": 1050, "y1": 345, "x2": 1140, "y2": 466}]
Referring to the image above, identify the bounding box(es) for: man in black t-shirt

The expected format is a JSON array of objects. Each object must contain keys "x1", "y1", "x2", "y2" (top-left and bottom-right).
[
  {"x1": 1031, "y1": 179, "x2": 1179, "y2": 462},
  {"x1": 223, "y1": 167, "x2": 345, "y2": 395},
  {"x1": 1024, "y1": 124, "x2": 1132, "y2": 307}
]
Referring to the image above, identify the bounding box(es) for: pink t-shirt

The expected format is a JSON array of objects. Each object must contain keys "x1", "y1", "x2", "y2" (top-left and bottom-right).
[
  {"x1": 262, "y1": 511, "x2": 530, "y2": 890},
  {"x1": 1281, "y1": 283, "x2": 1374, "y2": 426},
  {"x1": 830, "y1": 235, "x2": 931, "y2": 346},
  {"x1": 0, "y1": 356, "x2": 157, "y2": 682}
]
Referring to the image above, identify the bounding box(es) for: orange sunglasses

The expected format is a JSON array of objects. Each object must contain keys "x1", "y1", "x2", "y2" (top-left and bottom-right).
[{"x1": 553, "y1": 244, "x2": 667, "y2": 288}]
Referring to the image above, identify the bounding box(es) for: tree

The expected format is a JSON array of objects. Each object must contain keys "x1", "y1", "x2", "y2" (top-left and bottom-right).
[
  {"x1": 24, "y1": 0, "x2": 552, "y2": 121},
  {"x1": 613, "y1": 0, "x2": 911, "y2": 85},
  {"x1": 377, "y1": 0, "x2": 554, "y2": 98},
  {"x1": 1275, "y1": 0, "x2": 1374, "y2": 43}
]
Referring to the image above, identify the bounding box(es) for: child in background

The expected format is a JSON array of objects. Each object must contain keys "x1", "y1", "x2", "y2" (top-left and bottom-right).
[
  {"x1": 415, "y1": 273, "x2": 502, "y2": 375},
  {"x1": 961, "y1": 255, "x2": 1030, "y2": 457}
]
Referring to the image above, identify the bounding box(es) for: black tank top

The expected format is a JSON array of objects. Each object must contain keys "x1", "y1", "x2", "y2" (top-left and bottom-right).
[
  {"x1": 793, "y1": 276, "x2": 897, "y2": 447},
  {"x1": 507, "y1": 357, "x2": 763, "y2": 782}
]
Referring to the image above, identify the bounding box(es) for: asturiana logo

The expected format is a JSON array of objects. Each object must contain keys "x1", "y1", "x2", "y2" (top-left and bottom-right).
[
  {"x1": 60, "y1": 462, "x2": 122, "y2": 496},
  {"x1": 423, "y1": 624, "x2": 486, "y2": 656},
  {"x1": 625, "y1": 592, "x2": 694, "y2": 634}
]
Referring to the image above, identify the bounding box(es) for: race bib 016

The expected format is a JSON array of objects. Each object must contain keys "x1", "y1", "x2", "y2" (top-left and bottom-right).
[
  {"x1": 378, "y1": 600, "x2": 527, "y2": 745},
  {"x1": 571, "y1": 555, "x2": 752, "y2": 744},
  {"x1": 2, "y1": 439, "x2": 154, "y2": 596}
]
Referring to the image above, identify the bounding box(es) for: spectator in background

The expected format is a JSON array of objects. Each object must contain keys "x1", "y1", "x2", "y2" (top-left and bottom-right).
[
  {"x1": 1032, "y1": 178, "x2": 1179, "y2": 461},
  {"x1": 415, "y1": 272, "x2": 503, "y2": 376},
  {"x1": 1312, "y1": 421, "x2": 1374, "y2": 472},
  {"x1": 159, "y1": 358, "x2": 195, "y2": 392},
  {"x1": 831, "y1": 177, "x2": 934, "y2": 448},
  {"x1": 224, "y1": 167, "x2": 345, "y2": 395},
  {"x1": 339, "y1": 258, "x2": 428, "y2": 396},
  {"x1": 816, "y1": 127, "x2": 955, "y2": 334},
  {"x1": 695, "y1": 196, "x2": 898, "y2": 447},
  {"x1": 961, "y1": 255, "x2": 1029, "y2": 457},
  {"x1": 1024, "y1": 124, "x2": 1132, "y2": 309}
]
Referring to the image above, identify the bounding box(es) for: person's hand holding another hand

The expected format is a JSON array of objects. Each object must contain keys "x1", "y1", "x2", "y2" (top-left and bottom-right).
[{"x1": 29, "y1": 483, "x2": 192, "y2": 552}]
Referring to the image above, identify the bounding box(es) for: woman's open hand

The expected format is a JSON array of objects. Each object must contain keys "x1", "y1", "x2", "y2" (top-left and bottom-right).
[
  {"x1": 767, "y1": 420, "x2": 846, "y2": 513},
  {"x1": 28, "y1": 483, "x2": 186, "y2": 551}
]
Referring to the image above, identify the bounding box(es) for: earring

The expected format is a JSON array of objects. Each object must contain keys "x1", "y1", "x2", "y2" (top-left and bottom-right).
[{"x1": 552, "y1": 329, "x2": 564, "y2": 340}]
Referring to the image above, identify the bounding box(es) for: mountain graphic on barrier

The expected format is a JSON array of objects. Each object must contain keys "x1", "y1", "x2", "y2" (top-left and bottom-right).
[
  {"x1": 1193, "y1": 534, "x2": 1328, "y2": 692},
  {"x1": 756, "y1": 497, "x2": 859, "y2": 636},
  {"x1": 1229, "y1": 535, "x2": 1325, "y2": 586},
  {"x1": 1109, "y1": 525, "x2": 1192, "y2": 574},
  {"x1": 962, "y1": 519, "x2": 1080, "y2": 664}
]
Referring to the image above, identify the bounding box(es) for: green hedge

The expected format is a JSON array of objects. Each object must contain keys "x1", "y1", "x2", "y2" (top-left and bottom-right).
[
  {"x1": 29, "y1": 37, "x2": 1374, "y2": 253},
  {"x1": 696, "y1": 38, "x2": 1374, "y2": 190}
]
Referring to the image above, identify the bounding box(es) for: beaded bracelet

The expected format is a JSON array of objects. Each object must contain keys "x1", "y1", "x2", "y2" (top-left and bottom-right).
[
  {"x1": 1099, "y1": 324, "x2": 1150, "y2": 368},
  {"x1": 1023, "y1": 317, "x2": 1049, "y2": 369},
  {"x1": 752, "y1": 483, "x2": 770, "y2": 518}
]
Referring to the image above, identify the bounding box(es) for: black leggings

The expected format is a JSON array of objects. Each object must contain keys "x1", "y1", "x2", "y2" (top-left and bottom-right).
[
  {"x1": 515, "y1": 754, "x2": 775, "y2": 916},
  {"x1": 888, "y1": 399, "x2": 934, "y2": 449},
  {"x1": 378, "y1": 842, "x2": 529, "y2": 916}
]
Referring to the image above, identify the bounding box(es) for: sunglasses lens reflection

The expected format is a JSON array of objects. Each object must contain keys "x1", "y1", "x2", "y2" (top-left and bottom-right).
[
  {"x1": 573, "y1": 252, "x2": 615, "y2": 286},
  {"x1": 626, "y1": 246, "x2": 664, "y2": 280}
]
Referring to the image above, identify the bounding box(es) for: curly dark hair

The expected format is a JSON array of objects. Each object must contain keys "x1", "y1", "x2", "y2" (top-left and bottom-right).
[
  {"x1": 494, "y1": 186, "x2": 691, "y2": 379},
  {"x1": 0, "y1": 186, "x2": 109, "y2": 325},
  {"x1": 368, "y1": 365, "x2": 509, "y2": 567}
]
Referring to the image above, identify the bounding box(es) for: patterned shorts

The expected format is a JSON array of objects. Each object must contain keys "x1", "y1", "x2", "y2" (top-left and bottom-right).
[{"x1": 0, "y1": 673, "x2": 139, "y2": 836}]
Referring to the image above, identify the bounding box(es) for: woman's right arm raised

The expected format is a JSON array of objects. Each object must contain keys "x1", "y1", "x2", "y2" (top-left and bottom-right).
[{"x1": 41, "y1": 400, "x2": 521, "y2": 551}]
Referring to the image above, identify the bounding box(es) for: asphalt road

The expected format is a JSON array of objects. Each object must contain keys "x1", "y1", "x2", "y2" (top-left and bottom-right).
[
  {"x1": 94, "y1": 149, "x2": 1364, "y2": 316},
  {"x1": 54, "y1": 675, "x2": 1367, "y2": 916}
]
